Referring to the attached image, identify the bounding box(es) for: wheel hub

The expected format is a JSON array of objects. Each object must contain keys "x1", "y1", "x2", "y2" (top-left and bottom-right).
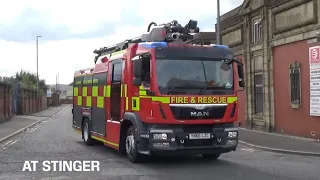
[
  {"x1": 126, "y1": 133, "x2": 135, "y2": 154},
  {"x1": 83, "y1": 123, "x2": 89, "y2": 141}
]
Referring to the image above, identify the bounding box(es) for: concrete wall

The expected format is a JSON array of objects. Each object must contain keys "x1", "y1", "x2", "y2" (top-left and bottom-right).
[{"x1": 218, "y1": 0, "x2": 320, "y2": 138}]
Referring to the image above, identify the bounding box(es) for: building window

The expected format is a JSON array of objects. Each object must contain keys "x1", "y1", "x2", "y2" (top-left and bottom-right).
[
  {"x1": 252, "y1": 18, "x2": 262, "y2": 44},
  {"x1": 254, "y1": 72, "x2": 264, "y2": 114},
  {"x1": 290, "y1": 61, "x2": 301, "y2": 108}
]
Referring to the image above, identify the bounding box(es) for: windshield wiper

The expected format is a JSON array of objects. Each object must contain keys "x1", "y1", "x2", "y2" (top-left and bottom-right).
[
  {"x1": 167, "y1": 84, "x2": 192, "y2": 94},
  {"x1": 198, "y1": 85, "x2": 227, "y2": 95},
  {"x1": 198, "y1": 85, "x2": 209, "y2": 95}
]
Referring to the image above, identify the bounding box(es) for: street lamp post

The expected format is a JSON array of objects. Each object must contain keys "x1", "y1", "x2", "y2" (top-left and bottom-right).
[
  {"x1": 36, "y1": 35, "x2": 41, "y2": 98},
  {"x1": 216, "y1": 0, "x2": 221, "y2": 44}
]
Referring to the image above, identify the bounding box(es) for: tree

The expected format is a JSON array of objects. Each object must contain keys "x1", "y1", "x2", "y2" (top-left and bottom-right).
[{"x1": 0, "y1": 69, "x2": 48, "y2": 95}]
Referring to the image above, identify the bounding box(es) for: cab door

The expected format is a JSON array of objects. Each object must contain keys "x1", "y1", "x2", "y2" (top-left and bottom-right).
[
  {"x1": 91, "y1": 72, "x2": 108, "y2": 136},
  {"x1": 106, "y1": 59, "x2": 122, "y2": 147}
]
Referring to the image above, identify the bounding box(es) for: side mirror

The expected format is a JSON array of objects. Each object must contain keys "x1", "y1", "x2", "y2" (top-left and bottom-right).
[
  {"x1": 237, "y1": 63, "x2": 245, "y2": 88},
  {"x1": 237, "y1": 64, "x2": 244, "y2": 79},
  {"x1": 239, "y1": 79, "x2": 245, "y2": 88},
  {"x1": 220, "y1": 63, "x2": 230, "y2": 71},
  {"x1": 132, "y1": 77, "x2": 142, "y2": 86},
  {"x1": 133, "y1": 59, "x2": 143, "y2": 77}
]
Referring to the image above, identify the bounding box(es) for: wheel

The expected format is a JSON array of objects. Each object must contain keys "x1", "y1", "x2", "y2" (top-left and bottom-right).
[
  {"x1": 125, "y1": 126, "x2": 144, "y2": 163},
  {"x1": 82, "y1": 119, "x2": 94, "y2": 146},
  {"x1": 202, "y1": 153, "x2": 221, "y2": 160}
]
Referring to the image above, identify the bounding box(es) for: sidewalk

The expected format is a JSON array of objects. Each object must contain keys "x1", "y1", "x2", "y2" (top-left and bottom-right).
[
  {"x1": 0, "y1": 105, "x2": 69, "y2": 143},
  {"x1": 239, "y1": 128, "x2": 320, "y2": 156}
]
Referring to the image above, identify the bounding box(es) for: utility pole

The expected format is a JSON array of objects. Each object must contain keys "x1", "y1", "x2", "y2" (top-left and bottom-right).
[
  {"x1": 216, "y1": 0, "x2": 221, "y2": 44},
  {"x1": 56, "y1": 75, "x2": 58, "y2": 92},
  {"x1": 36, "y1": 35, "x2": 41, "y2": 97}
]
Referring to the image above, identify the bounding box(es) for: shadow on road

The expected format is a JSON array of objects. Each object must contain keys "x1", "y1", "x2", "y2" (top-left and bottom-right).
[{"x1": 74, "y1": 140, "x2": 235, "y2": 168}]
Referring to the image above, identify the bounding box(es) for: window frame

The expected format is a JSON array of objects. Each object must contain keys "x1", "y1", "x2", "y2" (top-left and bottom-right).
[
  {"x1": 93, "y1": 72, "x2": 108, "y2": 86},
  {"x1": 253, "y1": 71, "x2": 264, "y2": 114},
  {"x1": 289, "y1": 61, "x2": 301, "y2": 108},
  {"x1": 111, "y1": 59, "x2": 122, "y2": 83},
  {"x1": 252, "y1": 17, "x2": 263, "y2": 44}
]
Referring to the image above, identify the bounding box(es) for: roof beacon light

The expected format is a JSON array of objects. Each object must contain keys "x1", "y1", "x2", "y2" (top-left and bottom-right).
[
  {"x1": 138, "y1": 42, "x2": 168, "y2": 49},
  {"x1": 210, "y1": 44, "x2": 230, "y2": 49}
]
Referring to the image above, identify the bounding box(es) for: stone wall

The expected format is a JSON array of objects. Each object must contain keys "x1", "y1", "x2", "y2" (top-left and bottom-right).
[{"x1": 217, "y1": 0, "x2": 320, "y2": 133}]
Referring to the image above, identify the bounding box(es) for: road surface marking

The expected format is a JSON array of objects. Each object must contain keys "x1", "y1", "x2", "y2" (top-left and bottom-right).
[
  {"x1": 6, "y1": 139, "x2": 18, "y2": 146},
  {"x1": 2, "y1": 140, "x2": 13, "y2": 147},
  {"x1": 240, "y1": 148, "x2": 255, "y2": 152},
  {"x1": 29, "y1": 127, "x2": 38, "y2": 132}
]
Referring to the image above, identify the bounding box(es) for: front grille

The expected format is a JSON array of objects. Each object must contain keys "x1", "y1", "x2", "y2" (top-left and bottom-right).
[{"x1": 170, "y1": 106, "x2": 227, "y2": 120}]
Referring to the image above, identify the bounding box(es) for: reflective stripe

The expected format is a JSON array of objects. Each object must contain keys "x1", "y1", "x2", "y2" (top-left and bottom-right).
[
  {"x1": 124, "y1": 84, "x2": 127, "y2": 97},
  {"x1": 121, "y1": 84, "x2": 128, "y2": 97},
  {"x1": 73, "y1": 87, "x2": 78, "y2": 96},
  {"x1": 92, "y1": 86, "x2": 98, "y2": 97},
  {"x1": 139, "y1": 85, "x2": 148, "y2": 96},
  {"x1": 103, "y1": 85, "x2": 110, "y2": 97},
  {"x1": 132, "y1": 97, "x2": 140, "y2": 111},
  {"x1": 82, "y1": 87, "x2": 87, "y2": 96},
  {"x1": 126, "y1": 97, "x2": 129, "y2": 110},
  {"x1": 140, "y1": 90, "x2": 147, "y2": 96},
  {"x1": 77, "y1": 96, "x2": 82, "y2": 105},
  {"x1": 86, "y1": 96, "x2": 92, "y2": 107},
  {"x1": 227, "y1": 97, "x2": 237, "y2": 103},
  {"x1": 121, "y1": 84, "x2": 129, "y2": 110},
  {"x1": 97, "y1": 97, "x2": 104, "y2": 108},
  {"x1": 91, "y1": 135, "x2": 119, "y2": 147},
  {"x1": 151, "y1": 96, "x2": 170, "y2": 103}
]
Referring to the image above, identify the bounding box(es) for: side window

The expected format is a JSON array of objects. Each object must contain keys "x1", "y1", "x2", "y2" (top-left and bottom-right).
[
  {"x1": 252, "y1": 17, "x2": 262, "y2": 44},
  {"x1": 290, "y1": 61, "x2": 301, "y2": 109},
  {"x1": 73, "y1": 76, "x2": 83, "y2": 97},
  {"x1": 254, "y1": 72, "x2": 263, "y2": 114},
  {"x1": 83, "y1": 75, "x2": 93, "y2": 86},
  {"x1": 74, "y1": 76, "x2": 83, "y2": 87},
  {"x1": 93, "y1": 72, "x2": 108, "y2": 86},
  {"x1": 112, "y1": 61, "x2": 122, "y2": 83},
  {"x1": 141, "y1": 57, "x2": 150, "y2": 83}
]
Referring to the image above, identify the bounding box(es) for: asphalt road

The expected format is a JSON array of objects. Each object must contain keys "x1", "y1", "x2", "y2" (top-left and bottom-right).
[{"x1": 0, "y1": 106, "x2": 319, "y2": 180}]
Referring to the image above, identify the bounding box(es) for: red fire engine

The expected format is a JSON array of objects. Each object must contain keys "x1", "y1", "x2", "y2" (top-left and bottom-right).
[{"x1": 72, "y1": 19, "x2": 245, "y2": 163}]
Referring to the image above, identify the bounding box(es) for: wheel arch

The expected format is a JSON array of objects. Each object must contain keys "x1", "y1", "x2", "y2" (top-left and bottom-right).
[{"x1": 119, "y1": 112, "x2": 146, "y2": 154}]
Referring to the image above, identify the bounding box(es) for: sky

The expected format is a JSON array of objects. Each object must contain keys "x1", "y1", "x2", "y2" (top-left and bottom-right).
[{"x1": 0, "y1": 0, "x2": 244, "y2": 85}]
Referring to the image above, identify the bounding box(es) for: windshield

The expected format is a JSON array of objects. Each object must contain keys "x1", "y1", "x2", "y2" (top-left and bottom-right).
[{"x1": 156, "y1": 59, "x2": 233, "y2": 95}]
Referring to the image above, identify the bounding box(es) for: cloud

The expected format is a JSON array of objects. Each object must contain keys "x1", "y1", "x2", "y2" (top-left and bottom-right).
[{"x1": 0, "y1": 0, "x2": 243, "y2": 85}]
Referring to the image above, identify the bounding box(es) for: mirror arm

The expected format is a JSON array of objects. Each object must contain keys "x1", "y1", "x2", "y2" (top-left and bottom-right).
[{"x1": 228, "y1": 58, "x2": 243, "y2": 66}]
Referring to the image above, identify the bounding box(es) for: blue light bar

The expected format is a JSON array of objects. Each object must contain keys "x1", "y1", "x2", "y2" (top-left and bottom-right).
[
  {"x1": 210, "y1": 44, "x2": 230, "y2": 49},
  {"x1": 138, "y1": 42, "x2": 168, "y2": 49}
]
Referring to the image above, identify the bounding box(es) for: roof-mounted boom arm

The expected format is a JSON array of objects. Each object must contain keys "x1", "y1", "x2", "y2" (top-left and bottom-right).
[{"x1": 93, "y1": 19, "x2": 200, "y2": 64}]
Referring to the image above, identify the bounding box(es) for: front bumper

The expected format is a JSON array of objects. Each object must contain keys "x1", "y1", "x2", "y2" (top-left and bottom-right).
[{"x1": 137, "y1": 125, "x2": 238, "y2": 156}]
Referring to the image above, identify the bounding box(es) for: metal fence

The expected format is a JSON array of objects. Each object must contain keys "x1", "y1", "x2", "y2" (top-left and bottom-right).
[{"x1": 11, "y1": 83, "x2": 20, "y2": 115}]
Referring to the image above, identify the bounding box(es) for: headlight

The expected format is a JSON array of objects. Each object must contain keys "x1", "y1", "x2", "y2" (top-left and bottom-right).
[
  {"x1": 228, "y1": 131, "x2": 237, "y2": 138},
  {"x1": 153, "y1": 133, "x2": 167, "y2": 140}
]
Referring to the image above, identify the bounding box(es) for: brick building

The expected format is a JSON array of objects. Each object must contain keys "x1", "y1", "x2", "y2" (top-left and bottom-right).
[{"x1": 217, "y1": 0, "x2": 320, "y2": 139}]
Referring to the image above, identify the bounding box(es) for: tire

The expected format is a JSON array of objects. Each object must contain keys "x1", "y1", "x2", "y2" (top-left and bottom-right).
[
  {"x1": 125, "y1": 126, "x2": 144, "y2": 163},
  {"x1": 82, "y1": 118, "x2": 94, "y2": 146},
  {"x1": 202, "y1": 153, "x2": 221, "y2": 160}
]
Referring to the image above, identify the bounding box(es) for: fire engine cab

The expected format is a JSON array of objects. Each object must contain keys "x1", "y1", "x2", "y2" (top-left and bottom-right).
[{"x1": 72, "y1": 19, "x2": 245, "y2": 163}]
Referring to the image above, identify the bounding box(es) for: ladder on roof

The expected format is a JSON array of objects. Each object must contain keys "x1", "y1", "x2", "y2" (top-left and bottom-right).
[{"x1": 93, "y1": 19, "x2": 200, "y2": 64}]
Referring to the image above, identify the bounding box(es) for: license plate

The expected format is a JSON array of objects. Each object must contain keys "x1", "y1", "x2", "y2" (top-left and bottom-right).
[{"x1": 189, "y1": 133, "x2": 211, "y2": 139}]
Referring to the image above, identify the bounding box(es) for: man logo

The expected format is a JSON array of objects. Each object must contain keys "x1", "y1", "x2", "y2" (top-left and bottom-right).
[
  {"x1": 194, "y1": 105, "x2": 205, "y2": 110},
  {"x1": 190, "y1": 112, "x2": 210, "y2": 116}
]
